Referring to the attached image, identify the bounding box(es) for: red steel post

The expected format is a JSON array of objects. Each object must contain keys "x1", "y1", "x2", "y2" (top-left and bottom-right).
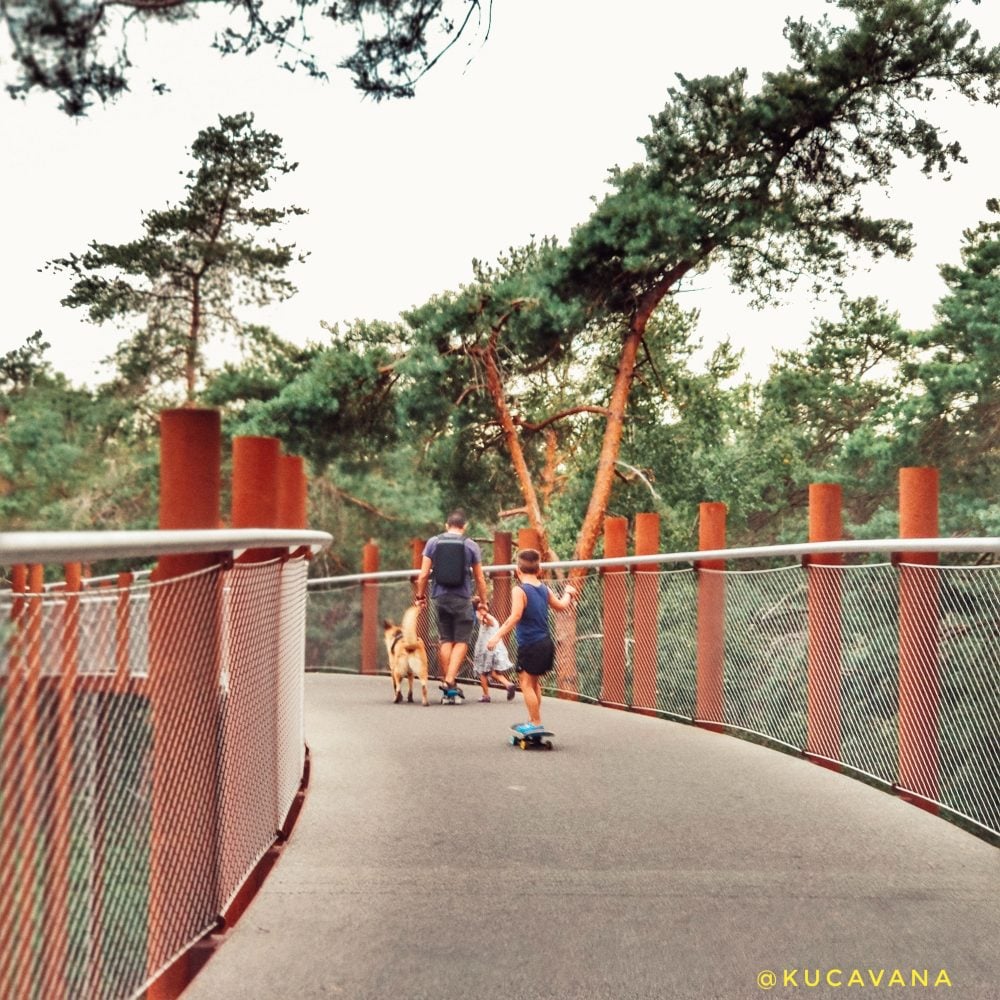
[
  {"x1": 228, "y1": 435, "x2": 284, "y2": 892},
  {"x1": 897, "y1": 466, "x2": 940, "y2": 808},
  {"x1": 232, "y1": 436, "x2": 281, "y2": 562},
  {"x1": 148, "y1": 409, "x2": 224, "y2": 999},
  {"x1": 632, "y1": 513, "x2": 660, "y2": 713},
  {"x1": 277, "y1": 454, "x2": 308, "y2": 530},
  {"x1": 14, "y1": 566, "x2": 44, "y2": 989},
  {"x1": 361, "y1": 541, "x2": 380, "y2": 674},
  {"x1": 806, "y1": 484, "x2": 843, "y2": 765},
  {"x1": 491, "y1": 531, "x2": 512, "y2": 624},
  {"x1": 600, "y1": 517, "x2": 629, "y2": 707},
  {"x1": 695, "y1": 503, "x2": 726, "y2": 728},
  {"x1": 45, "y1": 561, "x2": 81, "y2": 995},
  {"x1": 0, "y1": 566, "x2": 27, "y2": 995}
]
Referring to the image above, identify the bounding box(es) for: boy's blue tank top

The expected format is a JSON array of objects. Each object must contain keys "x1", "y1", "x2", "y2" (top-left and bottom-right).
[{"x1": 515, "y1": 583, "x2": 550, "y2": 647}]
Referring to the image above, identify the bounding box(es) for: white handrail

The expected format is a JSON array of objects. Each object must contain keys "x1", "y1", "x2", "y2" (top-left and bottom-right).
[
  {"x1": 0, "y1": 529, "x2": 332, "y2": 566},
  {"x1": 306, "y1": 537, "x2": 1000, "y2": 587}
]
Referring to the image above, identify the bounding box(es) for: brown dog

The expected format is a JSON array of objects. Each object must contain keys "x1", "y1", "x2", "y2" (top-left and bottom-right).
[{"x1": 382, "y1": 605, "x2": 429, "y2": 705}]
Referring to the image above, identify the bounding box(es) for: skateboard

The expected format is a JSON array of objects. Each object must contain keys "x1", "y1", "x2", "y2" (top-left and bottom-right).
[
  {"x1": 509, "y1": 723, "x2": 554, "y2": 750},
  {"x1": 440, "y1": 687, "x2": 465, "y2": 705}
]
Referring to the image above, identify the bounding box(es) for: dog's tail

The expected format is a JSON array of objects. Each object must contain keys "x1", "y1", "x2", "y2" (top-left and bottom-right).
[{"x1": 401, "y1": 605, "x2": 422, "y2": 652}]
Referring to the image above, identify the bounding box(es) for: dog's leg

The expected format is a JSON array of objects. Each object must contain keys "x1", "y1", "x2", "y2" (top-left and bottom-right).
[
  {"x1": 406, "y1": 671, "x2": 414, "y2": 703},
  {"x1": 418, "y1": 659, "x2": 429, "y2": 707},
  {"x1": 393, "y1": 670, "x2": 403, "y2": 704}
]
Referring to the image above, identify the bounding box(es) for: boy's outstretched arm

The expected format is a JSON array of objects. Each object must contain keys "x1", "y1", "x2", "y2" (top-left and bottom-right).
[{"x1": 549, "y1": 584, "x2": 577, "y2": 612}]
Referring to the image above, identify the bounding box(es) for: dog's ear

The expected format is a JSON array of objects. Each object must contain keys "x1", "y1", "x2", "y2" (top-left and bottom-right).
[{"x1": 382, "y1": 619, "x2": 393, "y2": 629}]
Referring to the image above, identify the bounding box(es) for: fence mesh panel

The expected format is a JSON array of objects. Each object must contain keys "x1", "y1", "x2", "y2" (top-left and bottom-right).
[
  {"x1": 308, "y1": 558, "x2": 1000, "y2": 838},
  {"x1": 0, "y1": 552, "x2": 311, "y2": 1000}
]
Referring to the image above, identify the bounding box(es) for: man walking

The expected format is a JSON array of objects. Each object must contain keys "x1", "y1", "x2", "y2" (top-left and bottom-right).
[{"x1": 414, "y1": 509, "x2": 489, "y2": 698}]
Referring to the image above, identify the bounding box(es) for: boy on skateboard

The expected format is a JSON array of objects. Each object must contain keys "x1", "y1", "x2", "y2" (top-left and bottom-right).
[{"x1": 486, "y1": 548, "x2": 576, "y2": 734}]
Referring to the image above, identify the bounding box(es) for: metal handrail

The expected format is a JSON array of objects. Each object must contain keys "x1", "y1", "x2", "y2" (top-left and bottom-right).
[
  {"x1": 306, "y1": 537, "x2": 1000, "y2": 586},
  {"x1": 0, "y1": 529, "x2": 332, "y2": 566}
]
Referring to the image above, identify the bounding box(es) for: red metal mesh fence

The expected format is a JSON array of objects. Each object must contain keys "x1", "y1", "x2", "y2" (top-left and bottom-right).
[
  {"x1": 308, "y1": 558, "x2": 1000, "y2": 838},
  {"x1": 0, "y1": 552, "x2": 310, "y2": 1000}
]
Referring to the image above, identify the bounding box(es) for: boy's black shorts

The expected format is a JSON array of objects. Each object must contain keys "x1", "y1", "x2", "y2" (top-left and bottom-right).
[{"x1": 516, "y1": 636, "x2": 555, "y2": 676}]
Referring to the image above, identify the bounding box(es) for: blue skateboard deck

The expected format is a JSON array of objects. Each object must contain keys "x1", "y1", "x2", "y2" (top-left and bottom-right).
[
  {"x1": 509, "y1": 723, "x2": 554, "y2": 750},
  {"x1": 440, "y1": 687, "x2": 464, "y2": 705}
]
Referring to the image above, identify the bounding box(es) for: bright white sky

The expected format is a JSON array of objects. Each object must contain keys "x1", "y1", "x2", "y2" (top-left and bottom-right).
[{"x1": 2, "y1": 0, "x2": 999, "y2": 386}]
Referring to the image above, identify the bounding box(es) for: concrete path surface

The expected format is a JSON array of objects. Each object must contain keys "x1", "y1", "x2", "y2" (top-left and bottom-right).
[{"x1": 182, "y1": 674, "x2": 1000, "y2": 1000}]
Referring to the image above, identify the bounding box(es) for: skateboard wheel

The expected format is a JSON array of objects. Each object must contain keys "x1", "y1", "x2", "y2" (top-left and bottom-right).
[{"x1": 544, "y1": 741, "x2": 553, "y2": 750}]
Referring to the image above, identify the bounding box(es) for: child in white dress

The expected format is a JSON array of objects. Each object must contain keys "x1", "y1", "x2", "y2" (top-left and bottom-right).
[{"x1": 472, "y1": 600, "x2": 517, "y2": 702}]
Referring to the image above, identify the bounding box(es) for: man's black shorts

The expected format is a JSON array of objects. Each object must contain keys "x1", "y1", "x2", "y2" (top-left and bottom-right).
[
  {"x1": 434, "y1": 593, "x2": 475, "y2": 644},
  {"x1": 516, "y1": 635, "x2": 555, "y2": 676}
]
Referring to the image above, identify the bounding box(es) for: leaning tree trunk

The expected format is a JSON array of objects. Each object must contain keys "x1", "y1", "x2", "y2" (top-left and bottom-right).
[
  {"x1": 572, "y1": 322, "x2": 645, "y2": 565},
  {"x1": 572, "y1": 269, "x2": 690, "y2": 565},
  {"x1": 186, "y1": 281, "x2": 201, "y2": 402},
  {"x1": 481, "y1": 343, "x2": 555, "y2": 562}
]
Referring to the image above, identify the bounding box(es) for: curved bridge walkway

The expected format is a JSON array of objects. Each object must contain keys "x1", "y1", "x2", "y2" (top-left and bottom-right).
[{"x1": 182, "y1": 675, "x2": 1000, "y2": 1000}]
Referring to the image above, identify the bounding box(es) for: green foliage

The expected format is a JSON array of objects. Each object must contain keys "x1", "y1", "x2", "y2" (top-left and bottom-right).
[
  {"x1": 0, "y1": 334, "x2": 156, "y2": 530},
  {"x1": 229, "y1": 321, "x2": 401, "y2": 471},
  {"x1": 49, "y1": 112, "x2": 305, "y2": 401},
  {"x1": 559, "y1": 0, "x2": 1000, "y2": 316},
  {"x1": 1, "y1": 0, "x2": 492, "y2": 115},
  {"x1": 10, "y1": 2, "x2": 1000, "y2": 574}
]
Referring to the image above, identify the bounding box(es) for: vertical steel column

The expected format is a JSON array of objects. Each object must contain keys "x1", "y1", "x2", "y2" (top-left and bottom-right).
[
  {"x1": 232, "y1": 436, "x2": 281, "y2": 543},
  {"x1": 229, "y1": 435, "x2": 282, "y2": 890},
  {"x1": 600, "y1": 517, "x2": 628, "y2": 707},
  {"x1": 45, "y1": 561, "x2": 81, "y2": 996},
  {"x1": 0, "y1": 565, "x2": 28, "y2": 997},
  {"x1": 361, "y1": 541, "x2": 380, "y2": 674},
  {"x1": 148, "y1": 408, "x2": 223, "y2": 1000},
  {"x1": 17, "y1": 565, "x2": 43, "y2": 988},
  {"x1": 277, "y1": 455, "x2": 307, "y2": 532},
  {"x1": 897, "y1": 466, "x2": 940, "y2": 809},
  {"x1": 806, "y1": 484, "x2": 843, "y2": 766},
  {"x1": 632, "y1": 513, "x2": 660, "y2": 713},
  {"x1": 491, "y1": 531, "x2": 512, "y2": 624},
  {"x1": 695, "y1": 503, "x2": 726, "y2": 729}
]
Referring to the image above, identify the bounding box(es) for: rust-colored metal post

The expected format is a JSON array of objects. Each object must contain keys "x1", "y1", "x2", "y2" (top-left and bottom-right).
[
  {"x1": 148, "y1": 409, "x2": 224, "y2": 998},
  {"x1": 898, "y1": 466, "x2": 940, "y2": 808},
  {"x1": 277, "y1": 454, "x2": 307, "y2": 530},
  {"x1": 491, "y1": 531, "x2": 512, "y2": 624},
  {"x1": 0, "y1": 566, "x2": 28, "y2": 996},
  {"x1": 228, "y1": 435, "x2": 283, "y2": 893},
  {"x1": 695, "y1": 503, "x2": 726, "y2": 728},
  {"x1": 45, "y1": 562, "x2": 81, "y2": 995},
  {"x1": 232, "y1": 436, "x2": 281, "y2": 556},
  {"x1": 632, "y1": 513, "x2": 660, "y2": 713},
  {"x1": 13, "y1": 565, "x2": 44, "y2": 988},
  {"x1": 600, "y1": 517, "x2": 629, "y2": 707},
  {"x1": 806, "y1": 484, "x2": 843, "y2": 765},
  {"x1": 361, "y1": 541, "x2": 380, "y2": 674}
]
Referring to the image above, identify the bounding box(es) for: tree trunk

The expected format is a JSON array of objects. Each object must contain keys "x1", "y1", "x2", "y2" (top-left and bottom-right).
[
  {"x1": 481, "y1": 344, "x2": 556, "y2": 562},
  {"x1": 572, "y1": 320, "x2": 645, "y2": 564},
  {"x1": 186, "y1": 281, "x2": 201, "y2": 401}
]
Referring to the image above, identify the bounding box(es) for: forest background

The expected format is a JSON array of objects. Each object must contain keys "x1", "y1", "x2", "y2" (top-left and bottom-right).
[{"x1": 2, "y1": 0, "x2": 999, "y2": 575}]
